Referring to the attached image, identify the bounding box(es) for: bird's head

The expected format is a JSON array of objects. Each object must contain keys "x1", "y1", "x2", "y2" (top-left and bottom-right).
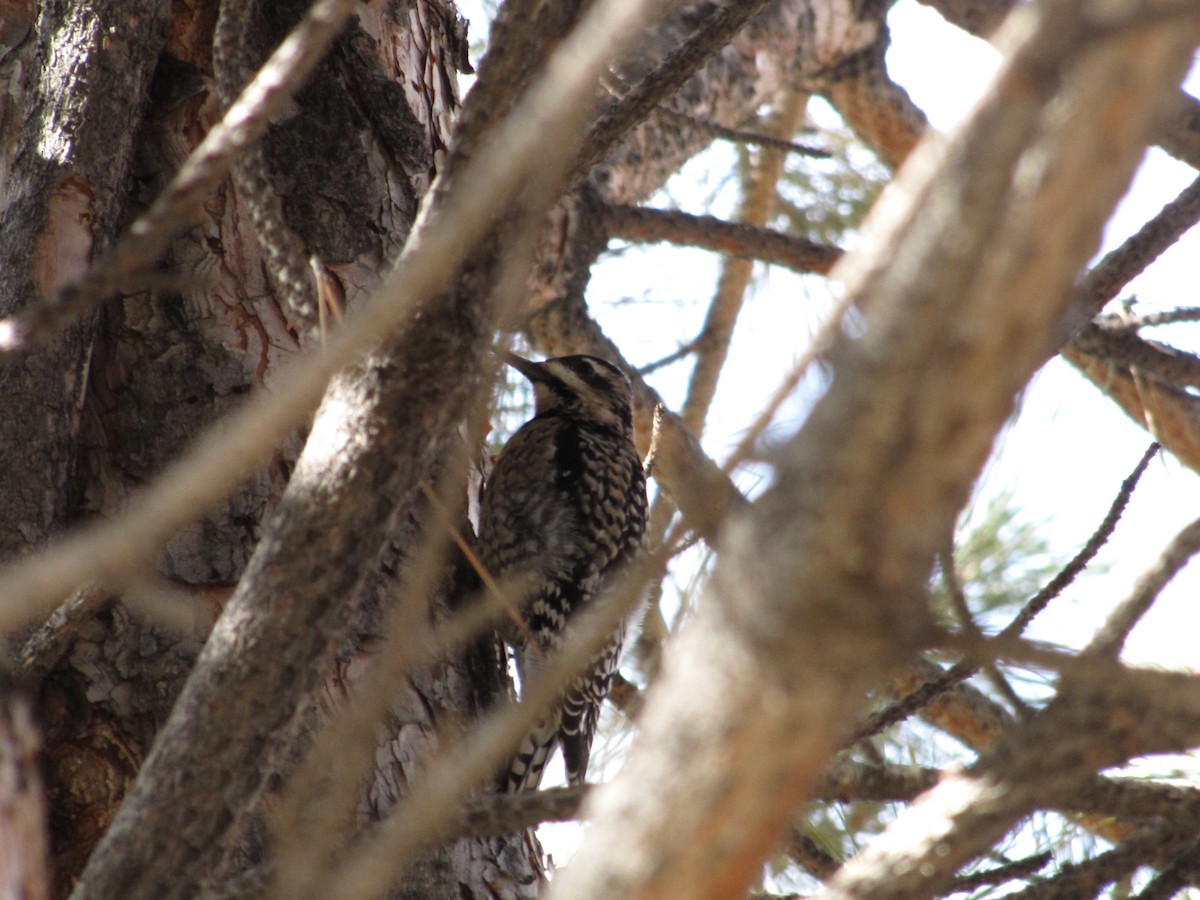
[{"x1": 501, "y1": 352, "x2": 635, "y2": 432}]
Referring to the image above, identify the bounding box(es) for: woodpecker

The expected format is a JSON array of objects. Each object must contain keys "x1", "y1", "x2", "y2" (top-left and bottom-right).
[{"x1": 479, "y1": 352, "x2": 647, "y2": 792}]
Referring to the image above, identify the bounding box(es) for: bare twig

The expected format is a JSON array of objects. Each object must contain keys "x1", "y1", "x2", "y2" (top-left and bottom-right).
[
  {"x1": 606, "y1": 205, "x2": 843, "y2": 274},
  {"x1": 1003, "y1": 443, "x2": 1159, "y2": 638},
  {"x1": 637, "y1": 340, "x2": 699, "y2": 375},
  {"x1": 1102, "y1": 306, "x2": 1200, "y2": 330},
  {"x1": 579, "y1": 0, "x2": 775, "y2": 180},
  {"x1": 1084, "y1": 512, "x2": 1200, "y2": 658},
  {"x1": 1073, "y1": 322, "x2": 1200, "y2": 389},
  {"x1": 939, "y1": 549, "x2": 1028, "y2": 714},
  {"x1": 681, "y1": 89, "x2": 810, "y2": 437},
  {"x1": 944, "y1": 852, "x2": 1052, "y2": 895},
  {"x1": 1068, "y1": 173, "x2": 1200, "y2": 326},
  {"x1": 654, "y1": 106, "x2": 831, "y2": 158}
]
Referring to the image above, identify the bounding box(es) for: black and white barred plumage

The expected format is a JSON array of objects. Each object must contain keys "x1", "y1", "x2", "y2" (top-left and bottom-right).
[{"x1": 479, "y1": 353, "x2": 647, "y2": 792}]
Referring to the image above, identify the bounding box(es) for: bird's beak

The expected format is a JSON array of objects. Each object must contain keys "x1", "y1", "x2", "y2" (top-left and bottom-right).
[{"x1": 497, "y1": 350, "x2": 547, "y2": 384}]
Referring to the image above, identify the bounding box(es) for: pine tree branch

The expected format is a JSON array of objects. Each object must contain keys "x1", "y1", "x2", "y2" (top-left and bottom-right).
[
  {"x1": 1084, "y1": 512, "x2": 1200, "y2": 657},
  {"x1": 1003, "y1": 824, "x2": 1190, "y2": 900},
  {"x1": 943, "y1": 852, "x2": 1053, "y2": 895},
  {"x1": 1132, "y1": 833, "x2": 1200, "y2": 899},
  {"x1": 1104, "y1": 306, "x2": 1200, "y2": 329},
  {"x1": 606, "y1": 204, "x2": 843, "y2": 274},
  {"x1": 859, "y1": 444, "x2": 1155, "y2": 747},
  {"x1": 579, "y1": 0, "x2": 776, "y2": 181},
  {"x1": 680, "y1": 89, "x2": 812, "y2": 438},
  {"x1": 654, "y1": 107, "x2": 831, "y2": 158},
  {"x1": 1071, "y1": 173, "x2": 1200, "y2": 323},
  {"x1": 820, "y1": 42, "x2": 929, "y2": 171},
  {"x1": 829, "y1": 660, "x2": 1200, "y2": 900}
]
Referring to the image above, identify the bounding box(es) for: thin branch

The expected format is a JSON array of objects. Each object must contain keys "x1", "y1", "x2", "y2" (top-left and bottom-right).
[
  {"x1": 1065, "y1": 346, "x2": 1200, "y2": 472},
  {"x1": 637, "y1": 339, "x2": 700, "y2": 375},
  {"x1": 823, "y1": 668, "x2": 1200, "y2": 900},
  {"x1": 654, "y1": 107, "x2": 831, "y2": 158},
  {"x1": 1058, "y1": 175, "x2": 1200, "y2": 470},
  {"x1": 856, "y1": 445, "x2": 1156, "y2": 745},
  {"x1": 627, "y1": 91, "x2": 811, "y2": 675},
  {"x1": 873, "y1": 657, "x2": 1013, "y2": 750},
  {"x1": 939, "y1": 549, "x2": 1028, "y2": 715},
  {"x1": 1073, "y1": 322, "x2": 1200, "y2": 389},
  {"x1": 0, "y1": 0, "x2": 357, "y2": 354},
  {"x1": 457, "y1": 785, "x2": 590, "y2": 839},
  {"x1": 1068, "y1": 172, "x2": 1200, "y2": 325},
  {"x1": 818, "y1": 760, "x2": 939, "y2": 804},
  {"x1": 579, "y1": 0, "x2": 775, "y2": 180},
  {"x1": 1004, "y1": 824, "x2": 1189, "y2": 900},
  {"x1": 439, "y1": 759, "x2": 942, "y2": 843},
  {"x1": 1062, "y1": 772, "x2": 1200, "y2": 824},
  {"x1": 944, "y1": 852, "x2": 1053, "y2": 895},
  {"x1": 1131, "y1": 833, "x2": 1200, "y2": 899},
  {"x1": 784, "y1": 830, "x2": 841, "y2": 879},
  {"x1": 606, "y1": 204, "x2": 843, "y2": 274},
  {"x1": 819, "y1": 44, "x2": 929, "y2": 171},
  {"x1": 1084, "y1": 511, "x2": 1200, "y2": 657},
  {"x1": 1102, "y1": 306, "x2": 1200, "y2": 330},
  {"x1": 681, "y1": 88, "x2": 810, "y2": 438},
  {"x1": 1002, "y1": 442, "x2": 1159, "y2": 639}
]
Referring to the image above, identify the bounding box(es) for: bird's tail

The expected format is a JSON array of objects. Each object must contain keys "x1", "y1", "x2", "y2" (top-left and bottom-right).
[{"x1": 504, "y1": 718, "x2": 558, "y2": 792}]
